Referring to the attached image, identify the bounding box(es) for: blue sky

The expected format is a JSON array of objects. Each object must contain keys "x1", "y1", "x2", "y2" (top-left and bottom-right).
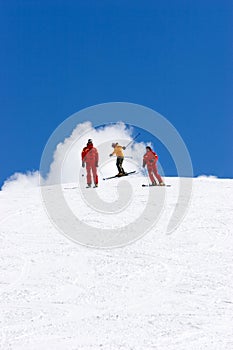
[{"x1": 0, "y1": 0, "x2": 232, "y2": 187}]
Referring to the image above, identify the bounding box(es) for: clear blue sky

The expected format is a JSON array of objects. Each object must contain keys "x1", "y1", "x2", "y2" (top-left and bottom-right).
[{"x1": 0, "y1": 0, "x2": 232, "y2": 186}]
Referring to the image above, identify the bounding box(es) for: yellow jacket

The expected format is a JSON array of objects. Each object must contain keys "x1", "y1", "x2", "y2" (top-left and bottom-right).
[{"x1": 111, "y1": 145, "x2": 125, "y2": 157}]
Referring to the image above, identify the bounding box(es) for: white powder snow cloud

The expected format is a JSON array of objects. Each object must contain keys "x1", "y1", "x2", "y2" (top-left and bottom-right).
[{"x1": 2, "y1": 171, "x2": 40, "y2": 192}]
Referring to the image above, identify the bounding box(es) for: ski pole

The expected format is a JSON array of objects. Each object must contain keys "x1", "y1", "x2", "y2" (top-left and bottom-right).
[
  {"x1": 125, "y1": 132, "x2": 140, "y2": 149},
  {"x1": 98, "y1": 167, "x2": 104, "y2": 178},
  {"x1": 142, "y1": 167, "x2": 148, "y2": 178}
]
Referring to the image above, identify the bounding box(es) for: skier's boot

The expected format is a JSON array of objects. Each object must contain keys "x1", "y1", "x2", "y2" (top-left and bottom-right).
[
  {"x1": 93, "y1": 184, "x2": 98, "y2": 188},
  {"x1": 159, "y1": 182, "x2": 165, "y2": 186},
  {"x1": 86, "y1": 184, "x2": 91, "y2": 188},
  {"x1": 151, "y1": 181, "x2": 157, "y2": 186}
]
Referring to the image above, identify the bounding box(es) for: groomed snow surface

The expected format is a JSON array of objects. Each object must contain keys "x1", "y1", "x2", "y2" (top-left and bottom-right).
[{"x1": 0, "y1": 176, "x2": 233, "y2": 350}]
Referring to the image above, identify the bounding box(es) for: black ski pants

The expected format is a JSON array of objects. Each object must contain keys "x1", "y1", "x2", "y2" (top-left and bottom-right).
[{"x1": 116, "y1": 157, "x2": 125, "y2": 174}]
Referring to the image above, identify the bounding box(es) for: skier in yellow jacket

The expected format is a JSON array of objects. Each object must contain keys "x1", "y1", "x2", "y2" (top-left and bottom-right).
[{"x1": 109, "y1": 143, "x2": 126, "y2": 176}]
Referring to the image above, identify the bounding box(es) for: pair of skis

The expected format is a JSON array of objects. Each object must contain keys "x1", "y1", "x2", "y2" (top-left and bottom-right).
[
  {"x1": 103, "y1": 171, "x2": 136, "y2": 181},
  {"x1": 141, "y1": 184, "x2": 171, "y2": 187}
]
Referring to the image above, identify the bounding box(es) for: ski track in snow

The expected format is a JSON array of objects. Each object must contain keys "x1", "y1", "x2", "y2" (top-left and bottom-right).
[{"x1": 0, "y1": 177, "x2": 233, "y2": 350}]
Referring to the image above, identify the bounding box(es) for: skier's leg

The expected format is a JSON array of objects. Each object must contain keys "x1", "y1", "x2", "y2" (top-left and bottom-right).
[
  {"x1": 116, "y1": 157, "x2": 122, "y2": 174},
  {"x1": 116, "y1": 158, "x2": 120, "y2": 173},
  {"x1": 153, "y1": 164, "x2": 164, "y2": 184},
  {"x1": 86, "y1": 163, "x2": 92, "y2": 185},
  {"x1": 117, "y1": 157, "x2": 125, "y2": 174},
  {"x1": 91, "y1": 163, "x2": 98, "y2": 185},
  {"x1": 147, "y1": 166, "x2": 156, "y2": 184},
  {"x1": 121, "y1": 158, "x2": 125, "y2": 174}
]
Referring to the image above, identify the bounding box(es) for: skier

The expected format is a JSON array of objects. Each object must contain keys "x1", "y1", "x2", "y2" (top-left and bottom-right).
[
  {"x1": 142, "y1": 146, "x2": 165, "y2": 186},
  {"x1": 81, "y1": 139, "x2": 99, "y2": 188},
  {"x1": 109, "y1": 142, "x2": 126, "y2": 176}
]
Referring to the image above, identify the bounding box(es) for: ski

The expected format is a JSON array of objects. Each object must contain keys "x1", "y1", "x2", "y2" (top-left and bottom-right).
[
  {"x1": 64, "y1": 186, "x2": 78, "y2": 190},
  {"x1": 142, "y1": 184, "x2": 171, "y2": 187},
  {"x1": 103, "y1": 171, "x2": 137, "y2": 181}
]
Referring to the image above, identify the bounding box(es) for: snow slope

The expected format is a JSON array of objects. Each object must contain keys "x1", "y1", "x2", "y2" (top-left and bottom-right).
[{"x1": 0, "y1": 176, "x2": 233, "y2": 350}]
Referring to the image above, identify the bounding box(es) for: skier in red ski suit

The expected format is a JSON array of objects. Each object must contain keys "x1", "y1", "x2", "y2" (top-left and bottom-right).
[
  {"x1": 81, "y1": 139, "x2": 99, "y2": 188},
  {"x1": 142, "y1": 146, "x2": 165, "y2": 186}
]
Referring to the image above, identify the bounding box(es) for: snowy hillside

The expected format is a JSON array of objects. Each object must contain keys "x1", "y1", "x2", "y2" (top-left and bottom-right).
[{"x1": 0, "y1": 176, "x2": 233, "y2": 350}]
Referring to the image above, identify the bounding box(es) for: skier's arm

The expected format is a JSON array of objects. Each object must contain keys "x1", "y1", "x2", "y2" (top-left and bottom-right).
[
  {"x1": 81, "y1": 149, "x2": 86, "y2": 161},
  {"x1": 142, "y1": 155, "x2": 146, "y2": 168},
  {"x1": 95, "y1": 149, "x2": 99, "y2": 167},
  {"x1": 109, "y1": 149, "x2": 116, "y2": 157},
  {"x1": 153, "y1": 152, "x2": 158, "y2": 162},
  {"x1": 81, "y1": 149, "x2": 86, "y2": 167},
  {"x1": 142, "y1": 157, "x2": 146, "y2": 168}
]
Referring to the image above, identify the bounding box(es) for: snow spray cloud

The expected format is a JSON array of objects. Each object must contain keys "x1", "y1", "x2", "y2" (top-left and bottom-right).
[{"x1": 40, "y1": 102, "x2": 193, "y2": 248}]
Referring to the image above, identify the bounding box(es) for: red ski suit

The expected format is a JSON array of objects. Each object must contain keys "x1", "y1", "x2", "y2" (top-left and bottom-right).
[
  {"x1": 143, "y1": 150, "x2": 163, "y2": 184},
  {"x1": 82, "y1": 144, "x2": 99, "y2": 185}
]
